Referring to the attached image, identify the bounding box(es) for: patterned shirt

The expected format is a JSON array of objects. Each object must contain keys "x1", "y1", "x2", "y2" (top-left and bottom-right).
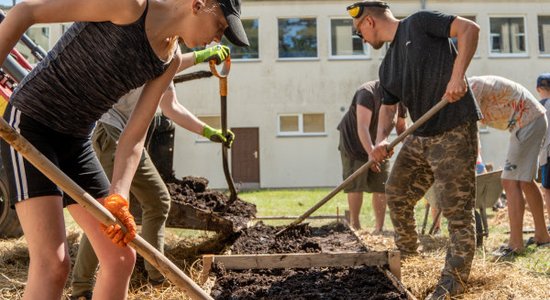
[{"x1": 469, "y1": 76, "x2": 545, "y2": 131}]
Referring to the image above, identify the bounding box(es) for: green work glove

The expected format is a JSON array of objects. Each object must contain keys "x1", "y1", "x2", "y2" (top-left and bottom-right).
[
  {"x1": 193, "y1": 45, "x2": 230, "y2": 65},
  {"x1": 202, "y1": 124, "x2": 235, "y2": 148}
]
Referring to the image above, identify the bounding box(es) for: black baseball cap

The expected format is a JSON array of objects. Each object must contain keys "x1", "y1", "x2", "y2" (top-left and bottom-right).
[{"x1": 218, "y1": 0, "x2": 250, "y2": 47}]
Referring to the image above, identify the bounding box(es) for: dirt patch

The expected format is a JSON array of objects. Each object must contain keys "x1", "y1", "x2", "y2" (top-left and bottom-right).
[
  {"x1": 230, "y1": 222, "x2": 367, "y2": 254},
  {"x1": 210, "y1": 266, "x2": 408, "y2": 300},
  {"x1": 166, "y1": 176, "x2": 257, "y2": 228},
  {"x1": 209, "y1": 222, "x2": 408, "y2": 299}
]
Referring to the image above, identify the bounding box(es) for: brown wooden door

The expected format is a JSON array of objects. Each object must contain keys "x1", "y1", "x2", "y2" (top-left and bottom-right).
[{"x1": 231, "y1": 127, "x2": 260, "y2": 188}]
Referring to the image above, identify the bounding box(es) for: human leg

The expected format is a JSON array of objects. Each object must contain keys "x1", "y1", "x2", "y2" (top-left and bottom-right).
[
  {"x1": 68, "y1": 203, "x2": 136, "y2": 300},
  {"x1": 372, "y1": 192, "x2": 386, "y2": 233},
  {"x1": 70, "y1": 124, "x2": 115, "y2": 295},
  {"x1": 128, "y1": 150, "x2": 171, "y2": 281},
  {"x1": 429, "y1": 122, "x2": 477, "y2": 283},
  {"x1": 346, "y1": 192, "x2": 363, "y2": 230},
  {"x1": 540, "y1": 163, "x2": 550, "y2": 227},
  {"x1": 521, "y1": 180, "x2": 550, "y2": 244},
  {"x1": 366, "y1": 160, "x2": 390, "y2": 233},
  {"x1": 340, "y1": 149, "x2": 369, "y2": 231},
  {"x1": 501, "y1": 116, "x2": 548, "y2": 250},
  {"x1": 386, "y1": 136, "x2": 434, "y2": 254},
  {"x1": 502, "y1": 179, "x2": 525, "y2": 250},
  {"x1": 16, "y1": 197, "x2": 71, "y2": 300},
  {"x1": 71, "y1": 234, "x2": 99, "y2": 297}
]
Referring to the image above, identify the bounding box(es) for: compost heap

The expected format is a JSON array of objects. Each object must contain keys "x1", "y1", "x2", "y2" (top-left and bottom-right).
[
  {"x1": 165, "y1": 175, "x2": 257, "y2": 230},
  {"x1": 210, "y1": 222, "x2": 408, "y2": 299}
]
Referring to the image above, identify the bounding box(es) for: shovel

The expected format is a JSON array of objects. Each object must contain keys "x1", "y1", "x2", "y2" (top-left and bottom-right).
[
  {"x1": 276, "y1": 98, "x2": 450, "y2": 236},
  {"x1": 209, "y1": 57, "x2": 237, "y2": 204},
  {"x1": 0, "y1": 118, "x2": 213, "y2": 300}
]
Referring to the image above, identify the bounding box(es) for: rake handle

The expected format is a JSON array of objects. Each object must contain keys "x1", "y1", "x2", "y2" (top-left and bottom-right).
[{"x1": 276, "y1": 98, "x2": 449, "y2": 236}]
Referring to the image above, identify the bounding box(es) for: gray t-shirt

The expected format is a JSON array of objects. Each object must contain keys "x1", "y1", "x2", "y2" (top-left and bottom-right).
[
  {"x1": 379, "y1": 10, "x2": 481, "y2": 136},
  {"x1": 100, "y1": 85, "x2": 163, "y2": 132}
]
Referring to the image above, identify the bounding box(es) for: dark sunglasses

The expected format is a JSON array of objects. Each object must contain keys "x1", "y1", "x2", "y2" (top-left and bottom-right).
[{"x1": 346, "y1": 1, "x2": 389, "y2": 19}]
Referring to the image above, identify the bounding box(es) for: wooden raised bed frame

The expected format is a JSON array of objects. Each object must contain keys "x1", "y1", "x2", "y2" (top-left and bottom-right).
[{"x1": 200, "y1": 217, "x2": 417, "y2": 300}]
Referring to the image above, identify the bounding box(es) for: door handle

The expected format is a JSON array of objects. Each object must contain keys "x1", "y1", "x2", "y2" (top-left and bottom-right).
[{"x1": 253, "y1": 151, "x2": 258, "y2": 159}]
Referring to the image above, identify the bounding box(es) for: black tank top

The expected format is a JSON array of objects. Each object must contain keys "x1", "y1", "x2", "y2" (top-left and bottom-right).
[{"x1": 11, "y1": 1, "x2": 170, "y2": 137}]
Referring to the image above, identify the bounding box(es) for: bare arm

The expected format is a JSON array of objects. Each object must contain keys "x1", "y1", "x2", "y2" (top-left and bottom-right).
[
  {"x1": 371, "y1": 104, "x2": 398, "y2": 162},
  {"x1": 110, "y1": 54, "x2": 182, "y2": 198},
  {"x1": 445, "y1": 16, "x2": 480, "y2": 102},
  {"x1": 159, "y1": 83, "x2": 205, "y2": 135},
  {"x1": 395, "y1": 116, "x2": 407, "y2": 135},
  {"x1": 356, "y1": 105, "x2": 374, "y2": 156},
  {"x1": 0, "y1": 0, "x2": 143, "y2": 67},
  {"x1": 375, "y1": 104, "x2": 398, "y2": 145}
]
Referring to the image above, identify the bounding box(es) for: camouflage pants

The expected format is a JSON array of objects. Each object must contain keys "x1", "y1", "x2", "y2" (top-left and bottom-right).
[{"x1": 386, "y1": 121, "x2": 477, "y2": 282}]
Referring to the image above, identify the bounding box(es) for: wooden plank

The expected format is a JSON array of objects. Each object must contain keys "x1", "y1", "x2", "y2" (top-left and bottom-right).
[
  {"x1": 254, "y1": 215, "x2": 341, "y2": 220},
  {"x1": 388, "y1": 251, "x2": 401, "y2": 280},
  {"x1": 207, "y1": 252, "x2": 390, "y2": 270},
  {"x1": 201, "y1": 255, "x2": 214, "y2": 284}
]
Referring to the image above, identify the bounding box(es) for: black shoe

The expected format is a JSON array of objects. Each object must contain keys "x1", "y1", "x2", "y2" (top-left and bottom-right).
[
  {"x1": 526, "y1": 236, "x2": 550, "y2": 248},
  {"x1": 148, "y1": 276, "x2": 168, "y2": 287},
  {"x1": 491, "y1": 245, "x2": 518, "y2": 260},
  {"x1": 69, "y1": 291, "x2": 92, "y2": 300}
]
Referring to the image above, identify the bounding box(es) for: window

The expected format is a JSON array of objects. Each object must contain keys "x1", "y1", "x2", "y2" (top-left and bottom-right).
[
  {"x1": 278, "y1": 113, "x2": 325, "y2": 136},
  {"x1": 278, "y1": 18, "x2": 318, "y2": 59},
  {"x1": 196, "y1": 116, "x2": 221, "y2": 142},
  {"x1": 489, "y1": 17, "x2": 527, "y2": 55},
  {"x1": 222, "y1": 19, "x2": 259, "y2": 60},
  {"x1": 538, "y1": 16, "x2": 550, "y2": 55},
  {"x1": 329, "y1": 18, "x2": 369, "y2": 59},
  {"x1": 16, "y1": 26, "x2": 50, "y2": 64}
]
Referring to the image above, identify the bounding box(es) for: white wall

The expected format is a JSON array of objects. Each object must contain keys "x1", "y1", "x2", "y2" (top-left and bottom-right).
[{"x1": 173, "y1": 0, "x2": 550, "y2": 188}]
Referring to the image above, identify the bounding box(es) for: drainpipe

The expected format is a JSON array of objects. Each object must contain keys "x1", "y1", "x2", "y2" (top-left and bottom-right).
[{"x1": 420, "y1": 0, "x2": 427, "y2": 9}]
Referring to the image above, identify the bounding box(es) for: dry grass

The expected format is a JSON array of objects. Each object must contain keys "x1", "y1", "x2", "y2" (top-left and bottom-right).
[
  {"x1": 357, "y1": 207, "x2": 550, "y2": 300},
  {"x1": 0, "y1": 206, "x2": 549, "y2": 299}
]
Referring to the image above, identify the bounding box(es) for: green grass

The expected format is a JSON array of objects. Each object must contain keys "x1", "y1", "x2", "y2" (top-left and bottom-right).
[{"x1": 239, "y1": 188, "x2": 445, "y2": 230}]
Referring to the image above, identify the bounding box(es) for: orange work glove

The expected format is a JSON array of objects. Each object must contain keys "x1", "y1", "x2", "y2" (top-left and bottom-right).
[{"x1": 101, "y1": 194, "x2": 137, "y2": 247}]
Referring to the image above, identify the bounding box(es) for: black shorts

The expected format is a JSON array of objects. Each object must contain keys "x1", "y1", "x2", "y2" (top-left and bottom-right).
[{"x1": 0, "y1": 103, "x2": 110, "y2": 207}]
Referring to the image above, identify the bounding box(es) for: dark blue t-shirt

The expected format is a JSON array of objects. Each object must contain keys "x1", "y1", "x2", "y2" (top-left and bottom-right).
[{"x1": 379, "y1": 10, "x2": 481, "y2": 136}]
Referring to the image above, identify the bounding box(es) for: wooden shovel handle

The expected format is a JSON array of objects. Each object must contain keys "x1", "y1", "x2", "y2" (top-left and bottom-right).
[{"x1": 0, "y1": 117, "x2": 213, "y2": 300}]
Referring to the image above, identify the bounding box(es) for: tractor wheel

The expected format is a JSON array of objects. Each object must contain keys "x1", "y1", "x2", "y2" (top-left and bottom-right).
[{"x1": 0, "y1": 169, "x2": 22, "y2": 238}]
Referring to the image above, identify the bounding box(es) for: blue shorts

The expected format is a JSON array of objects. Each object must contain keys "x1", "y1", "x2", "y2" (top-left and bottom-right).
[
  {"x1": 541, "y1": 163, "x2": 550, "y2": 189},
  {"x1": 0, "y1": 103, "x2": 110, "y2": 207}
]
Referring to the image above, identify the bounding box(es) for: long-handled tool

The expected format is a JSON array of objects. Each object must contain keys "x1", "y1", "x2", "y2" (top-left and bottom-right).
[
  {"x1": 276, "y1": 98, "x2": 450, "y2": 236},
  {"x1": 0, "y1": 119, "x2": 213, "y2": 300},
  {"x1": 209, "y1": 58, "x2": 237, "y2": 203}
]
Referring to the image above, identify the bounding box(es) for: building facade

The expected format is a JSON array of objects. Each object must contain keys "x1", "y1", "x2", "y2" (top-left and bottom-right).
[{"x1": 14, "y1": 0, "x2": 550, "y2": 188}]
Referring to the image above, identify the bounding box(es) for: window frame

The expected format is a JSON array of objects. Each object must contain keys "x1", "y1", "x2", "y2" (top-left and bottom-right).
[
  {"x1": 277, "y1": 113, "x2": 326, "y2": 137},
  {"x1": 277, "y1": 16, "x2": 320, "y2": 61},
  {"x1": 224, "y1": 17, "x2": 261, "y2": 62},
  {"x1": 538, "y1": 15, "x2": 550, "y2": 57},
  {"x1": 488, "y1": 15, "x2": 529, "y2": 58},
  {"x1": 328, "y1": 16, "x2": 371, "y2": 60}
]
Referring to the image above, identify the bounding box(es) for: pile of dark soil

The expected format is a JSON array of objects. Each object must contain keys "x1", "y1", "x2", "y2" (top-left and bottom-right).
[
  {"x1": 209, "y1": 222, "x2": 409, "y2": 299},
  {"x1": 211, "y1": 266, "x2": 408, "y2": 300},
  {"x1": 230, "y1": 222, "x2": 367, "y2": 254},
  {"x1": 166, "y1": 176, "x2": 256, "y2": 223}
]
